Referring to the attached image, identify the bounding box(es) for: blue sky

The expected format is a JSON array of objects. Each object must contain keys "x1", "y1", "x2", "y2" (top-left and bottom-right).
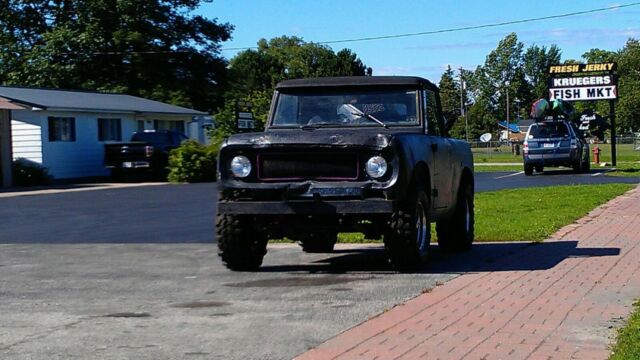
[{"x1": 197, "y1": 1, "x2": 640, "y2": 82}]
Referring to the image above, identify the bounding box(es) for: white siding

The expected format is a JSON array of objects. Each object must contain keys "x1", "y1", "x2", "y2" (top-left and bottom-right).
[
  {"x1": 14, "y1": 110, "x2": 193, "y2": 179},
  {"x1": 11, "y1": 110, "x2": 43, "y2": 164},
  {"x1": 42, "y1": 112, "x2": 141, "y2": 179}
]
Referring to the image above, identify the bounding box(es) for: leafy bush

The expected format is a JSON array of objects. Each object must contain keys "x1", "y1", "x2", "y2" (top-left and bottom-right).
[
  {"x1": 167, "y1": 140, "x2": 217, "y2": 183},
  {"x1": 12, "y1": 158, "x2": 53, "y2": 186}
]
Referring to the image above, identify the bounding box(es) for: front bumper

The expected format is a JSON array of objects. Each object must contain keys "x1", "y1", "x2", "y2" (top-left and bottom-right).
[
  {"x1": 218, "y1": 199, "x2": 394, "y2": 215},
  {"x1": 105, "y1": 161, "x2": 151, "y2": 169}
]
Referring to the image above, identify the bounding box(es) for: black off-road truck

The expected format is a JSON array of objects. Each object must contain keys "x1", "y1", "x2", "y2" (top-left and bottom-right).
[{"x1": 216, "y1": 76, "x2": 474, "y2": 272}]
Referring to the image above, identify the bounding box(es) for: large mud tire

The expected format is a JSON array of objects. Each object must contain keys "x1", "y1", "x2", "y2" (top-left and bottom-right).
[
  {"x1": 383, "y1": 185, "x2": 430, "y2": 273},
  {"x1": 216, "y1": 214, "x2": 268, "y2": 271},
  {"x1": 436, "y1": 182, "x2": 474, "y2": 252}
]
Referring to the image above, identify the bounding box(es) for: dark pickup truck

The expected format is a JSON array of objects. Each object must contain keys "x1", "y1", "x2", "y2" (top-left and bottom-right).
[
  {"x1": 104, "y1": 130, "x2": 187, "y2": 179},
  {"x1": 216, "y1": 76, "x2": 475, "y2": 272}
]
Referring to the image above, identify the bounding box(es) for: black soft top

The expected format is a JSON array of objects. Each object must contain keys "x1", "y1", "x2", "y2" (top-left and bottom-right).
[{"x1": 276, "y1": 76, "x2": 438, "y2": 91}]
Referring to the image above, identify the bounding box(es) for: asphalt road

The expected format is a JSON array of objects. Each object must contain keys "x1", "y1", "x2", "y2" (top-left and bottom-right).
[
  {"x1": 2, "y1": 170, "x2": 638, "y2": 245},
  {"x1": 0, "y1": 172, "x2": 638, "y2": 359},
  {"x1": 475, "y1": 168, "x2": 640, "y2": 192}
]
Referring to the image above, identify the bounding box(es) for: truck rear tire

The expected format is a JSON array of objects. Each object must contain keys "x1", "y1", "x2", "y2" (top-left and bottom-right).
[
  {"x1": 436, "y1": 182, "x2": 474, "y2": 252},
  {"x1": 383, "y1": 185, "x2": 430, "y2": 272},
  {"x1": 216, "y1": 214, "x2": 268, "y2": 271},
  {"x1": 299, "y1": 232, "x2": 337, "y2": 253},
  {"x1": 524, "y1": 164, "x2": 533, "y2": 176}
]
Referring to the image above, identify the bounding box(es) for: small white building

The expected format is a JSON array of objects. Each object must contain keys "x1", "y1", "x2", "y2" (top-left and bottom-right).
[{"x1": 0, "y1": 86, "x2": 206, "y2": 180}]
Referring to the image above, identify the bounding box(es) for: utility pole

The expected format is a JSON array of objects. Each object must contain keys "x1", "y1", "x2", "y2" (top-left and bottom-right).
[
  {"x1": 459, "y1": 67, "x2": 467, "y2": 142},
  {"x1": 505, "y1": 81, "x2": 510, "y2": 145}
]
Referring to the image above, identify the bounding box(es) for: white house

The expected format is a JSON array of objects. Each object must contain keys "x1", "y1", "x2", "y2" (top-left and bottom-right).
[{"x1": 0, "y1": 86, "x2": 206, "y2": 180}]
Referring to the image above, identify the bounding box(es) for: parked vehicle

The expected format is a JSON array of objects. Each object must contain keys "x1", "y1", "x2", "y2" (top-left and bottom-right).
[
  {"x1": 216, "y1": 76, "x2": 475, "y2": 272},
  {"x1": 104, "y1": 130, "x2": 187, "y2": 179},
  {"x1": 523, "y1": 120, "x2": 590, "y2": 175}
]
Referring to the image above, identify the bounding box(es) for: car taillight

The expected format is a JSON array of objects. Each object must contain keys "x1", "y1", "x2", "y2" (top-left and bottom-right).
[
  {"x1": 145, "y1": 146, "x2": 154, "y2": 157},
  {"x1": 570, "y1": 140, "x2": 577, "y2": 148},
  {"x1": 523, "y1": 142, "x2": 529, "y2": 155}
]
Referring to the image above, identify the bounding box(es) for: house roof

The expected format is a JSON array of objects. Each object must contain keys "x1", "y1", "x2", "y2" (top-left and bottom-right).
[
  {"x1": 0, "y1": 86, "x2": 206, "y2": 116},
  {"x1": 276, "y1": 76, "x2": 439, "y2": 91}
]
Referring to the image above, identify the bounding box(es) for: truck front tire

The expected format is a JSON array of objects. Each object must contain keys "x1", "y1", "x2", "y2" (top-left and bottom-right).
[
  {"x1": 436, "y1": 182, "x2": 474, "y2": 252},
  {"x1": 216, "y1": 214, "x2": 268, "y2": 271},
  {"x1": 384, "y1": 185, "x2": 430, "y2": 272}
]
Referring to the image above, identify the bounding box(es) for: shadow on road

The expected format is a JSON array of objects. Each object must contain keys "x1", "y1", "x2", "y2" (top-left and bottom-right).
[{"x1": 260, "y1": 241, "x2": 620, "y2": 274}]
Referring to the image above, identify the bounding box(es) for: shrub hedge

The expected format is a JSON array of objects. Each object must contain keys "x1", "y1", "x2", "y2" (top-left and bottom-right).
[
  {"x1": 13, "y1": 158, "x2": 53, "y2": 186},
  {"x1": 167, "y1": 140, "x2": 217, "y2": 183}
]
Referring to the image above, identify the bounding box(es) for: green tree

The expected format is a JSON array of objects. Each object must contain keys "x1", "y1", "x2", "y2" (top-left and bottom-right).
[
  {"x1": 582, "y1": 48, "x2": 617, "y2": 63},
  {"x1": 0, "y1": 0, "x2": 232, "y2": 112},
  {"x1": 523, "y1": 44, "x2": 562, "y2": 98},
  {"x1": 438, "y1": 65, "x2": 462, "y2": 137},
  {"x1": 616, "y1": 39, "x2": 640, "y2": 133},
  {"x1": 213, "y1": 36, "x2": 369, "y2": 141},
  {"x1": 468, "y1": 33, "x2": 532, "y2": 136}
]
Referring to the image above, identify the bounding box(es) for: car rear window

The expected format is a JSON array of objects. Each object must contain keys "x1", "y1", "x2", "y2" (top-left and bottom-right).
[{"x1": 528, "y1": 123, "x2": 570, "y2": 139}]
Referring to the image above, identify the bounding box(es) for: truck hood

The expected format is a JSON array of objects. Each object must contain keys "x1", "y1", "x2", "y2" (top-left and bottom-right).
[{"x1": 224, "y1": 128, "x2": 420, "y2": 149}]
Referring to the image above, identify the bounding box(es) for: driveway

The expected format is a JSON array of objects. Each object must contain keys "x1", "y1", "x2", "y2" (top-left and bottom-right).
[{"x1": 1, "y1": 174, "x2": 638, "y2": 359}]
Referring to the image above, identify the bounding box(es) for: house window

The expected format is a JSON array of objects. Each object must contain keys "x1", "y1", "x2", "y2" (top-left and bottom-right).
[
  {"x1": 98, "y1": 118, "x2": 122, "y2": 141},
  {"x1": 48, "y1": 117, "x2": 76, "y2": 142},
  {"x1": 153, "y1": 120, "x2": 185, "y2": 134}
]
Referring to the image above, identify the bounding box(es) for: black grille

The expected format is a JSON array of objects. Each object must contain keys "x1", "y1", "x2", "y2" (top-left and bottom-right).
[{"x1": 258, "y1": 153, "x2": 359, "y2": 180}]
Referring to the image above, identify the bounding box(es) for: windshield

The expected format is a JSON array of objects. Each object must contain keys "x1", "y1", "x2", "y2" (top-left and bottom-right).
[
  {"x1": 528, "y1": 122, "x2": 570, "y2": 139},
  {"x1": 271, "y1": 90, "x2": 419, "y2": 127}
]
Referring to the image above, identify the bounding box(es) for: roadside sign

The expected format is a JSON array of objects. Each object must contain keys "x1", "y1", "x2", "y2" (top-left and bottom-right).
[
  {"x1": 547, "y1": 62, "x2": 618, "y2": 101},
  {"x1": 547, "y1": 62, "x2": 619, "y2": 165},
  {"x1": 549, "y1": 86, "x2": 617, "y2": 101},
  {"x1": 236, "y1": 101, "x2": 255, "y2": 131}
]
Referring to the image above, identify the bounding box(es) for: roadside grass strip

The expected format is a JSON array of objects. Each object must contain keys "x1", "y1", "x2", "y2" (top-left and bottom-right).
[
  {"x1": 333, "y1": 184, "x2": 634, "y2": 243},
  {"x1": 604, "y1": 162, "x2": 640, "y2": 178},
  {"x1": 474, "y1": 183, "x2": 634, "y2": 242},
  {"x1": 472, "y1": 143, "x2": 640, "y2": 164},
  {"x1": 610, "y1": 300, "x2": 640, "y2": 360},
  {"x1": 474, "y1": 165, "x2": 523, "y2": 172},
  {"x1": 272, "y1": 184, "x2": 633, "y2": 244}
]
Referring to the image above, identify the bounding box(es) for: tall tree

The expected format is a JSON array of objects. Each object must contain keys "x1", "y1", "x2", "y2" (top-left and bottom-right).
[
  {"x1": 581, "y1": 48, "x2": 617, "y2": 63},
  {"x1": 438, "y1": 65, "x2": 462, "y2": 136},
  {"x1": 0, "y1": 0, "x2": 232, "y2": 111},
  {"x1": 523, "y1": 44, "x2": 561, "y2": 98},
  {"x1": 214, "y1": 36, "x2": 369, "y2": 138},
  {"x1": 616, "y1": 39, "x2": 640, "y2": 133}
]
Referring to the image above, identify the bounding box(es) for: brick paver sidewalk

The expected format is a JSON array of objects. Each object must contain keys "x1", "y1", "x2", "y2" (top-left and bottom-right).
[{"x1": 297, "y1": 185, "x2": 640, "y2": 360}]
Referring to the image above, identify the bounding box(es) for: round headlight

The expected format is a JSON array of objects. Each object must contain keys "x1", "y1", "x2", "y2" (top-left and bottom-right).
[
  {"x1": 230, "y1": 155, "x2": 252, "y2": 178},
  {"x1": 366, "y1": 156, "x2": 388, "y2": 179}
]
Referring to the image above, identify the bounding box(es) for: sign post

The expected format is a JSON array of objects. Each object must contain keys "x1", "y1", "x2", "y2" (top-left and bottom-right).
[
  {"x1": 548, "y1": 62, "x2": 618, "y2": 166},
  {"x1": 235, "y1": 101, "x2": 255, "y2": 132}
]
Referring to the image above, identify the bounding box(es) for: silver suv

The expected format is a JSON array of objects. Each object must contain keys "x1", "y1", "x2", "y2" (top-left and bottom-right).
[{"x1": 523, "y1": 120, "x2": 590, "y2": 176}]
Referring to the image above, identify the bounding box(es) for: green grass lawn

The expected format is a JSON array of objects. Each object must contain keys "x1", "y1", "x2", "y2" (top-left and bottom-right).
[
  {"x1": 471, "y1": 143, "x2": 640, "y2": 164},
  {"x1": 604, "y1": 162, "x2": 640, "y2": 178},
  {"x1": 333, "y1": 183, "x2": 634, "y2": 243},
  {"x1": 474, "y1": 165, "x2": 523, "y2": 172},
  {"x1": 473, "y1": 183, "x2": 633, "y2": 241},
  {"x1": 472, "y1": 146, "x2": 522, "y2": 163},
  {"x1": 610, "y1": 300, "x2": 640, "y2": 360},
  {"x1": 596, "y1": 143, "x2": 640, "y2": 163}
]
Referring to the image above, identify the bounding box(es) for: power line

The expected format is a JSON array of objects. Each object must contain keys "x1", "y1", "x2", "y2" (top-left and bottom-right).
[{"x1": 221, "y1": 2, "x2": 640, "y2": 51}]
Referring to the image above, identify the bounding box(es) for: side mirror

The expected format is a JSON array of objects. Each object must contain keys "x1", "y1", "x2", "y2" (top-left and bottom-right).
[{"x1": 443, "y1": 116, "x2": 455, "y2": 136}]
